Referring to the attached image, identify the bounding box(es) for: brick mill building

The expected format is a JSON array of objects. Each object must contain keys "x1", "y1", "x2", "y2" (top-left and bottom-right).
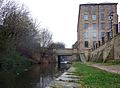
[{"x1": 76, "y1": 3, "x2": 118, "y2": 60}]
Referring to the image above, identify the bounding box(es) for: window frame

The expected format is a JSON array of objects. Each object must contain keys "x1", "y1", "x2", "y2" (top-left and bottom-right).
[
  {"x1": 84, "y1": 23, "x2": 89, "y2": 30},
  {"x1": 100, "y1": 13, "x2": 104, "y2": 20},
  {"x1": 101, "y1": 32, "x2": 105, "y2": 38},
  {"x1": 99, "y1": 5, "x2": 104, "y2": 12},
  {"x1": 92, "y1": 32, "x2": 97, "y2": 39},
  {"x1": 92, "y1": 23, "x2": 96, "y2": 30},
  {"x1": 84, "y1": 41, "x2": 89, "y2": 48},
  {"x1": 92, "y1": 15, "x2": 96, "y2": 20},
  {"x1": 83, "y1": 32, "x2": 89, "y2": 39},
  {"x1": 84, "y1": 15, "x2": 88, "y2": 21},
  {"x1": 84, "y1": 6, "x2": 89, "y2": 12},
  {"x1": 100, "y1": 23, "x2": 105, "y2": 30}
]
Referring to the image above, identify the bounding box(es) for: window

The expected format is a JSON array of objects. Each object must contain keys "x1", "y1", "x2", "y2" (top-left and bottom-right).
[
  {"x1": 99, "y1": 6, "x2": 104, "y2": 12},
  {"x1": 93, "y1": 41, "x2": 96, "y2": 47},
  {"x1": 84, "y1": 15, "x2": 88, "y2": 20},
  {"x1": 83, "y1": 32, "x2": 88, "y2": 39},
  {"x1": 92, "y1": 15, "x2": 96, "y2": 20},
  {"x1": 100, "y1": 23, "x2": 105, "y2": 30},
  {"x1": 84, "y1": 23, "x2": 88, "y2": 29},
  {"x1": 99, "y1": 32, "x2": 101, "y2": 39},
  {"x1": 98, "y1": 41, "x2": 100, "y2": 46},
  {"x1": 101, "y1": 32, "x2": 105, "y2": 38},
  {"x1": 84, "y1": 6, "x2": 88, "y2": 12},
  {"x1": 99, "y1": 32, "x2": 105, "y2": 39},
  {"x1": 84, "y1": 41, "x2": 88, "y2": 48},
  {"x1": 91, "y1": 6, "x2": 96, "y2": 12},
  {"x1": 91, "y1": 6, "x2": 96, "y2": 14},
  {"x1": 100, "y1": 13, "x2": 104, "y2": 20},
  {"x1": 92, "y1": 23, "x2": 96, "y2": 30},
  {"x1": 93, "y1": 32, "x2": 97, "y2": 39}
]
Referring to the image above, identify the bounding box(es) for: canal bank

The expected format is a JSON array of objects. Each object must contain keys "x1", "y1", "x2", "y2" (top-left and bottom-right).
[
  {"x1": 47, "y1": 62, "x2": 120, "y2": 88},
  {"x1": 46, "y1": 66, "x2": 81, "y2": 88}
]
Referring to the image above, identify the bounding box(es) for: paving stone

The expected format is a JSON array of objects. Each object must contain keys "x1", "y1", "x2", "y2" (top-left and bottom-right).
[{"x1": 46, "y1": 67, "x2": 81, "y2": 88}]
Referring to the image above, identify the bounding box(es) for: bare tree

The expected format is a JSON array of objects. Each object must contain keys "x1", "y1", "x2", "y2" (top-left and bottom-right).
[
  {"x1": 48, "y1": 42, "x2": 65, "y2": 49},
  {"x1": 38, "y1": 28, "x2": 52, "y2": 48},
  {"x1": 0, "y1": 0, "x2": 39, "y2": 55},
  {"x1": 35, "y1": 28, "x2": 52, "y2": 57},
  {"x1": 0, "y1": 0, "x2": 54, "y2": 63}
]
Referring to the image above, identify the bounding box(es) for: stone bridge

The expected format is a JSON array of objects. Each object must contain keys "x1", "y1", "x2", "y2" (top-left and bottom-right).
[
  {"x1": 53, "y1": 48, "x2": 78, "y2": 68},
  {"x1": 53, "y1": 48, "x2": 77, "y2": 56}
]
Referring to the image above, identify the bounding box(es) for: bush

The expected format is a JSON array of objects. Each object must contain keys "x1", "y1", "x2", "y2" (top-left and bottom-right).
[{"x1": 0, "y1": 50, "x2": 33, "y2": 74}]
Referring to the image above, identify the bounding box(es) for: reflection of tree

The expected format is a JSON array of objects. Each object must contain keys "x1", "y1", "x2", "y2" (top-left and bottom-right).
[
  {"x1": 0, "y1": 72, "x2": 17, "y2": 88},
  {"x1": 0, "y1": 63, "x2": 70, "y2": 88},
  {"x1": 14, "y1": 64, "x2": 57, "y2": 88}
]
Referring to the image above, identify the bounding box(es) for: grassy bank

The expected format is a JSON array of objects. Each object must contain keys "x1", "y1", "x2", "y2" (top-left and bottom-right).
[{"x1": 73, "y1": 62, "x2": 120, "y2": 88}]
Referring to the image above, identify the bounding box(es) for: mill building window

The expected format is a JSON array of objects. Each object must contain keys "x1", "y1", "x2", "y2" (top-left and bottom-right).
[
  {"x1": 92, "y1": 15, "x2": 96, "y2": 20},
  {"x1": 84, "y1": 15, "x2": 88, "y2": 20},
  {"x1": 93, "y1": 32, "x2": 97, "y2": 39},
  {"x1": 92, "y1": 23, "x2": 96, "y2": 30},
  {"x1": 84, "y1": 41, "x2": 89, "y2": 48},
  {"x1": 83, "y1": 32, "x2": 89, "y2": 39},
  {"x1": 100, "y1": 13, "x2": 104, "y2": 20},
  {"x1": 84, "y1": 23, "x2": 89, "y2": 29},
  {"x1": 100, "y1": 23, "x2": 105, "y2": 30}
]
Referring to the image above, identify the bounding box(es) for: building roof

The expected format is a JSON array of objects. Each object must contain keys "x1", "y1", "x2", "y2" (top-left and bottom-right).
[{"x1": 80, "y1": 3, "x2": 118, "y2": 6}]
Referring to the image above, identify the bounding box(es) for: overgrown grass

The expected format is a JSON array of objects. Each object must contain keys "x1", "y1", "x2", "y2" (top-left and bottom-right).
[{"x1": 73, "y1": 62, "x2": 120, "y2": 88}]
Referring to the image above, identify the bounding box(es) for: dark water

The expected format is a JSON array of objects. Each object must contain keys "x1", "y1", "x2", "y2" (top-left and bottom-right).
[{"x1": 0, "y1": 63, "x2": 70, "y2": 88}]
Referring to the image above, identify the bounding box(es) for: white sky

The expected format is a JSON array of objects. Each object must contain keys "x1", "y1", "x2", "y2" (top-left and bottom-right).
[{"x1": 16, "y1": 0, "x2": 120, "y2": 48}]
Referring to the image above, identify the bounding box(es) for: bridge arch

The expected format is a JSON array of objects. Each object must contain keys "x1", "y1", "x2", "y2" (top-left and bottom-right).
[{"x1": 53, "y1": 48, "x2": 78, "y2": 69}]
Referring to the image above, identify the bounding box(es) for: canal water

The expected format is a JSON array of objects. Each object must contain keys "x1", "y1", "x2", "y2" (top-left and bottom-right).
[{"x1": 0, "y1": 63, "x2": 70, "y2": 88}]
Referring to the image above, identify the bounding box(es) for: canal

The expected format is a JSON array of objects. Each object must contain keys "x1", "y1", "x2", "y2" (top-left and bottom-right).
[{"x1": 0, "y1": 63, "x2": 70, "y2": 88}]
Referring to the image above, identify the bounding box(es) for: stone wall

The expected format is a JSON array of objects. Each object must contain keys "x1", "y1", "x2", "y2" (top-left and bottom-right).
[
  {"x1": 90, "y1": 33, "x2": 120, "y2": 62},
  {"x1": 114, "y1": 33, "x2": 120, "y2": 60}
]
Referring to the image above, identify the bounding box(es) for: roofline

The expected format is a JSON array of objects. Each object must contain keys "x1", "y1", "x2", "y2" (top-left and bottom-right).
[{"x1": 80, "y1": 3, "x2": 118, "y2": 6}]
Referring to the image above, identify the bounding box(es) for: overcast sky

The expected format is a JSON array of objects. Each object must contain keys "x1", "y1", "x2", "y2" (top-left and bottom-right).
[{"x1": 17, "y1": 0, "x2": 119, "y2": 48}]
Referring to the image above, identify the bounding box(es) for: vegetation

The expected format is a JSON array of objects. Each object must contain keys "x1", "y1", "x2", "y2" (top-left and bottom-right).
[
  {"x1": 48, "y1": 42, "x2": 65, "y2": 49},
  {"x1": 89, "y1": 60, "x2": 120, "y2": 66},
  {"x1": 0, "y1": 0, "x2": 61, "y2": 72},
  {"x1": 73, "y1": 62, "x2": 120, "y2": 88},
  {"x1": 0, "y1": 50, "x2": 33, "y2": 74},
  {"x1": 0, "y1": 0, "x2": 66, "y2": 72},
  {"x1": 104, "y1": 60, "x2": 120, "y2": 65}
]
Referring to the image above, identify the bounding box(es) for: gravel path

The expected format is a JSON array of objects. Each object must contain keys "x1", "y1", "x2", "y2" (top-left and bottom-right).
[{"x1": 91, "y1": 64, "x2": 120, "y2": 74}]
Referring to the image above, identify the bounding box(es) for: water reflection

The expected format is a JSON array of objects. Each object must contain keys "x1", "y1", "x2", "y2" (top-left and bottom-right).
[
  {"x1": 0, "y1": 63, "x2": 70, "y2": 88},
  {"x1": 16, "y1": 64, "x2": 57, "y2": 88}
]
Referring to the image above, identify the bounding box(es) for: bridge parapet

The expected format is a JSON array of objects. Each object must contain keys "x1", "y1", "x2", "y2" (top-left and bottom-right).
[
  {"x1": 72, "y1": 49, "x2": 77, "y2": 54},
  {"x1": 53, "y1": 48, "x2": 77, "y2": 55}
]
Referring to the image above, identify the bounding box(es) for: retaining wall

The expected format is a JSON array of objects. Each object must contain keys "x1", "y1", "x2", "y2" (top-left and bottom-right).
[{"x1": 90, "y1": 33, "x2": 120, "y2": 62}]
